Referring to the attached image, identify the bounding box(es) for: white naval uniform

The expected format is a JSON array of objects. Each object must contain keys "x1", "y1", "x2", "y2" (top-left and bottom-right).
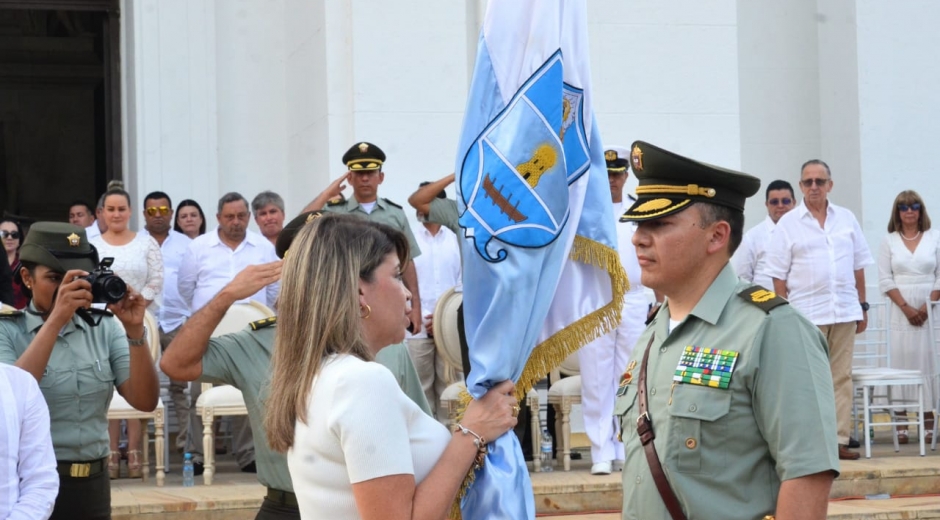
[{"x1": 576, "y1": 200, "x2": 648, "y2": 463}]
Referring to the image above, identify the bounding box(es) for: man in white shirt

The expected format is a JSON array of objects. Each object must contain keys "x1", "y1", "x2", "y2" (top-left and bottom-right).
[
  {"x1": 251, "y1": 191, "x2": 286, "y2": 247},
  {"x1": 84, "y1": 193, "x2": 107, "y2": 240},
  {"x1": 141, "y1": 191, "x2": 194, "y2": 455},
  {"x1": 764, "y1": 160, "x2": 874, "y2": 460},
  {"x1": 67, "y1": 200, "x2": 96, "y2": 229},
  {"x1": 0, "y1": 363, "x2": 58, "y2": 520},
  {"x1": 731, "y1": 180, "x2": 795, "y2": 287},
  {"x1": 406, "y1": 183, "x2": 462, "y2": 420},
  {"x1": 178, "y1": 192, "x2": 280, "y2": 473},
  {"x1": 579, "y1": 147, "x2": 650, "y2": 475}
]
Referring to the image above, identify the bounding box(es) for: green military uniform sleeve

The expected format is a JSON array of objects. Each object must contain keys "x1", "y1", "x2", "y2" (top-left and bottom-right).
[
  {"x1": 375, "y1": 342, "x2": 432, "y2": 416},
  {"x1": 752, "y1": 308, "x2": 840, "y2": 481},
  {"x1": 105, "y1": 316, "x2": 132, "y2": 387},
  {"x1": 429, "y1": 198, "x2": 460, "y2": 235},
  {"x1": 199, "y1": 327, "x2": 253, "y2": 386},
  {"x1": 0, "y1": 320, "x2": 21, "y2": 365}
]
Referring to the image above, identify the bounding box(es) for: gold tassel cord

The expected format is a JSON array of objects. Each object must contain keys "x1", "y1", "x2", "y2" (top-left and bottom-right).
[
  {"x1": 448, "y1": 235, "x2": 629, "y2": 519},
  {"x1": 517, "y1": 235, "x2": 629, "y2": 400}
]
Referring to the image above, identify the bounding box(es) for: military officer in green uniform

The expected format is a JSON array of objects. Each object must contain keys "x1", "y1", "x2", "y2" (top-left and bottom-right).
[
  {"x1": 0, "y1": 223, "x2": 160, "y2": 520},
  {"x1": 160, "y1": 211, "x2": 430, "y2": 520},
  {"x1": 303, "y1": 142, "x2": 424, "y2": 333},
  {"x1": 409, "y1": 172, "x2": 460, "y2": 235},
  {"x1": 615, "y1": 142, "x2": 840, "y2": 520}
]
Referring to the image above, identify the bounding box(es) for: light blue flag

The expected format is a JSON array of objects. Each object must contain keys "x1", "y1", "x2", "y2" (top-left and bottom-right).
[{"x1": 454, "y1": 1, "x2": 628, "y2": 518}]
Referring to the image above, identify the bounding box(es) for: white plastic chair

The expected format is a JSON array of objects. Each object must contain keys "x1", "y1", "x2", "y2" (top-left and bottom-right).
[
  {"x1": 433, "y1": 288, "x2": 541, "y2": 469},
  {"x1": 106, "y1": 310, "x2": 166, "y2": 485},
  {"x1": 196, "y1": 301, "x2": 274, "y2": 484},
  {"x1": 852, "y1": 301, "x2": 926, "y2": 458},
  {"x1": 546, "y1": 352, "x2": 581, "y2": 471},
  {"x1": 923, "y1": 300, "x2": 940, "y2": 450}
]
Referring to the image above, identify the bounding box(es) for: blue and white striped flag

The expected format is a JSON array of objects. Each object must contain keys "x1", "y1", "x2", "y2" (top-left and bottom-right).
[{"x1": 454, "y1": 1, "x2": 628, "y2": 518}]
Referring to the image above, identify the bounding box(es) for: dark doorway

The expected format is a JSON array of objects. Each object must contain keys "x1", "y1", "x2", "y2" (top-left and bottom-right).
[{"x1": 0, "y1": 0, "x2": 120, "y2": 224}]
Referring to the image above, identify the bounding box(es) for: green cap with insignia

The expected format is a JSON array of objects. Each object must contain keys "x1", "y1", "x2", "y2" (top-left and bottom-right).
[
  {"x1": 620, "y1": 140, "x2": 761, "y2": 221},
  {"x1": 19, "y1": 222, "x2": 99, "y2": 273},
  {"x1": 605, "y1": 146, "x2": 630, "y2": 174},
  {"x1": 275, "y1": 211, "x2": 323, "y2": 259},
  {"x1": 342, "y1": 141, "x2": 386, "y2": 171}
]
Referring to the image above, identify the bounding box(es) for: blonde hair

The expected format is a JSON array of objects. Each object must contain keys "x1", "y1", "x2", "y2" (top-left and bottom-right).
[
  {"x1": 265, "y1": 214, "x2": 409, "y2": 452},
  {"x1": 887, "y1": 190, "x2": 931, "y2": 233}
]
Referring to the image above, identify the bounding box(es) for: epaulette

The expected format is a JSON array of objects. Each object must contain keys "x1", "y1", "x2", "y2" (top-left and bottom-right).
[
  {"x1": 382, "y1": 198, "x2": 402, "y2": 209},
  {"x1": 0, "y1": 309, "x2": 23, "y2": 319},
  {"x1": 327, "y1": 198, "x2": 345, "y2": 207},
  {"x1": 737, "y1": 285, "x2": 788, "y2": 313},
  {"x1": 249, "y1": 316, "x2": 277, "y2": 331}
]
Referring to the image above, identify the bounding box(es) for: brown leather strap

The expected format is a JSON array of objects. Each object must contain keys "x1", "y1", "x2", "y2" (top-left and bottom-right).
[{"x1": 636, "y1": 333, "x2": 687, "y2": 520}]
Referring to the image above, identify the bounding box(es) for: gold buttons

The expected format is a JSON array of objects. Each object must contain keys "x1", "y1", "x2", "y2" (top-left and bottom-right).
[{"x1": 685, "y1": 438, "x2": 697, "y2": 450}]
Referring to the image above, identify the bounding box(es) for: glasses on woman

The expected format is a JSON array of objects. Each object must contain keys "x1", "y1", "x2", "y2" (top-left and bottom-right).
[
  {"x1": 800, "y1": 178, "x2": 829, "y2": 187},
  {"x1": 768, "y1": 198, "x2": 792, "y2": 206},
  {"x1": 145, "y1": 206, "x2": 170, "y2": 216},
  {"x1": 0, "y1": 230, "x2": 19, "y2": 239},
  {"x1": 898, "y1": 203, "x2": 922, "y2": 212}
]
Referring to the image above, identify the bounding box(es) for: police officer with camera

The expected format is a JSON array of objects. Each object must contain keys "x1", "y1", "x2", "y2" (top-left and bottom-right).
[{"x1": 0, "y1": 222, "x2": 160, "y2": 520}]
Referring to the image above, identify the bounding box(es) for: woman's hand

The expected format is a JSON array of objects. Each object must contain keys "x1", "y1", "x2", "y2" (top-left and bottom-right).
[
  {"x1": 48, "y1": 270, "x2": 93, "y2": 325},
  {"x1": 460, "y1": 380, "x2": 518, "y2": 442},
  {"x1": 108, "y1": 285, "x2": 147, "y2": 337},
  {"x1": 901, "y1": 303, "x2": 925, "y2": 326}
]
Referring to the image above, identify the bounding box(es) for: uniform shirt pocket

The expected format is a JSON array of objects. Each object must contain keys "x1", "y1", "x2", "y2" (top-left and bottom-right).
[
  {"x1": 77, "y1": 361, "x2": 114, "y2": 398},
  {"x1": 669, "y1": 386, "x2": 732, "y2": 474},
  {"x1": 614, "y1": 385, "x2": 638, "y2": 444}
]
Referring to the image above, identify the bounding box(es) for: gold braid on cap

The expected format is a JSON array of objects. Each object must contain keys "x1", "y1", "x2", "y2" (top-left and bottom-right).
[
  {"x1": 607, "y1": 166, "x2": 628, "y2": 173},
  {"x1": 636, "y1": 184, "x2": 716, "y2": 198}
]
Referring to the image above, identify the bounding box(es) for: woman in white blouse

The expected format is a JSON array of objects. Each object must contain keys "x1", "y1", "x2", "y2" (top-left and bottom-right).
[
  {"x1": 266, "y1": 214, "x2": 517, "y2": 520},
  {"x1": 90, "y1": 181, "x2": 164, "y2": 479},
  {"x1": 878, "y1": 190, "x2": 939, "y2": 444}
]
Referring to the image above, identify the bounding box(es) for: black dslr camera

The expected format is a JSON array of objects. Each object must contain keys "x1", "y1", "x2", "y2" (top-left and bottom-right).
[{"x1": 81, "y1": 257, "x2": 127, "y2": 304}]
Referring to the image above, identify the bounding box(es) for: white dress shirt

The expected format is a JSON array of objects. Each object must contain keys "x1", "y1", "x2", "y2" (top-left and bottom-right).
[
  {"x1": 0, "y1": 364, "x2": 58, "y2": 520},
  {"x1": 177, "y1": 228, "x2": 280, "y2": 313},
  {"x1": 409, "y1": 224, "x2": 461, "y2": 338},
  {"x1": 84, "y1": 221, "x2": 101, "y2": 240},
  {"x1": 142, "y1": 229, "x2": 193, "y2": 332},
  {"x1": 764, "y1": 200, "x2": 874, "y2": 325},
  {"x1": 731, "y1": 215, "x2": 776, "y2": 288}
]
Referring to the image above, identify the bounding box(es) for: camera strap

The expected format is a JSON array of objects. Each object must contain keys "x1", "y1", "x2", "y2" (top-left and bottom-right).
[{"x1": 76, "y1": 308, "x2": 114, "y2": 328}]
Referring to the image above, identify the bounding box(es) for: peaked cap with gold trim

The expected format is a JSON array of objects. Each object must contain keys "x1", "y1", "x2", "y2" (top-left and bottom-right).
[
  {"x1": 19, "y1": 222, "x2": 99, "y2": 273},
  {"x1": 620, "y1": 140, "x2": 760, "y2": 222},
  {"x1": 275, "y1": 211, "x2": 323, "y2": 259},
  {"x1": 342, "y1": 141, "x2": 386, "y2": 171},
  {"x1": 605, "y1": 146, "x2": 630, "y2": 174}
]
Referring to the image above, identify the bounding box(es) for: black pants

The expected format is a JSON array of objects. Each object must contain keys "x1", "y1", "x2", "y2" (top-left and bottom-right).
[
  {"x1": 50, "y1": 466, "x2": 111, "y2": 520},
  {"x1": 255, "y1": 498, "x2": 301, "y2": 520}
]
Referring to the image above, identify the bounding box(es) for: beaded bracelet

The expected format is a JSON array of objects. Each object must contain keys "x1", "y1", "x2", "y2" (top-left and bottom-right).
[{"x1": 455, "y1": 423, "x2": 488, "y2": 469}]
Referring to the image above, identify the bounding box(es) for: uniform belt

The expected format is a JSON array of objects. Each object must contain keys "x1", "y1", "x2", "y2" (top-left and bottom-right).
[
  {"x1": 265, "y1": 488, "x2": 298, "y2": 508},
  {"x1": 56, "y1": 457, "x2": 107, "y2": 478}
]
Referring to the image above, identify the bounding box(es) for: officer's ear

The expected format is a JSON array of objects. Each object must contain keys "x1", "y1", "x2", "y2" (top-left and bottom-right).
[{"x1": 705, "y1": 220, "x2": 731, "y2": 255}]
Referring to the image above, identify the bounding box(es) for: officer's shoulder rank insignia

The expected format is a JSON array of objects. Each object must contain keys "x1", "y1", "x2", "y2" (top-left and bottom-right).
[
  {"x1": 673, "y1": 346, "x2": 739, "y2": 390},
  {"x1": 382, "y1": 198, "x2": 402, "y2": 209},
  {"x1": 249, "y1": 316, "x2": 277, "y2": 331},
  {"x1": 0, "y1": 308, "x2": 23, "y2": 319},
  {"x1": 327, "y1": 197, "x2": 345, "y2": 207},
  {"x1": 737, "y1": 285, "x2": 788, "y2": 313}
]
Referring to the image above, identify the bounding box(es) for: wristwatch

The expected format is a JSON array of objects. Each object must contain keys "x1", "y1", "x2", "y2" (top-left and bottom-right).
[{"x1": 860, "y1": 302, "x2": 870, "y2": 312}]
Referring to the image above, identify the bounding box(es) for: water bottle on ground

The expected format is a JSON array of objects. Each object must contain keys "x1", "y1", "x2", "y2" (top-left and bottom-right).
[
  {"x1": 182, "y1": 452, "x2": 195, "y2": 487},
  {"x1": 540, "y1": 429, "x2": 554, "y2": 472}
]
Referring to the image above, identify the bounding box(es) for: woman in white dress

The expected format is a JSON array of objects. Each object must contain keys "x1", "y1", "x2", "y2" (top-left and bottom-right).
[
  {"x1": 265, "y1": 214, "x2": 517, "y2": 520},
  {"x1": 878, "y1": 190, "x2": 940, "y2": 444},
  {"x1": 90, "y1": 181, "x2": 164, "y2": 478}
]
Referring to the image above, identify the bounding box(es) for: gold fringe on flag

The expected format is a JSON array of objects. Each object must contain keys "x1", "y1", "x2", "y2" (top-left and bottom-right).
[{"x1": 448, "y1": 235, "x2": 628, "y2": 519}]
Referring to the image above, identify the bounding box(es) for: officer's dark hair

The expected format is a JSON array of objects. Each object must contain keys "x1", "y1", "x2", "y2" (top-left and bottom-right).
[
  {"x1": 419, "y1": 181, "x2": 447, "y2": 199},
  {"x1": 765, "y1": 180, "x2": 794, "y2": 201},
  {"x1": 15, "y1": 260, "x2": 37, "y2": 299},
  {"x1": 102, "y1": 180, "x2": 132, "y2": 207},
  {"x1": 801, "y1": 159, "x2": 831, "y2": 178},
  {"x1": 217, "y1": 192, "x2": 249, "y2": 214},
  {"x1": 144, "y1": 191, "x2": 173, "y2": 208},
  {"x1": 696, "y1": 203, "x2": 744, "y2": 255},
  {"x1": 69, "y1": 200, "x2": 95, "y2": 216}
]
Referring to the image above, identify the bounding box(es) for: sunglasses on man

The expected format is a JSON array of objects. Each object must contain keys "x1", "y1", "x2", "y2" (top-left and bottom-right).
[
  {"x1": 898, "y1": 203, "x2": 922, "y2": 212},
  {"x1": 0, "y1": 230, "x2": 19, "y2": 239},
  {"x1": 768, "y1": 198, "x2": 792, "y2": 206},
  {"x1": 800, "y1": 178, "x2": 829, "y2": 187},
  {"x1": 145, "y1": 206, "x2": 170, "y2": 216}
]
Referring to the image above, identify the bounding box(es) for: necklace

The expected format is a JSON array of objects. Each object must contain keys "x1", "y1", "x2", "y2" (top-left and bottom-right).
[{"x1": 900, "y1": 230, "x2": 922, "y2": 241}]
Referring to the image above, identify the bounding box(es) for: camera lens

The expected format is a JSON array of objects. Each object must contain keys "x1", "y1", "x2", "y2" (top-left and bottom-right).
[{"x1": 98, "y1": 276, "x2": 127, "y2": 304}]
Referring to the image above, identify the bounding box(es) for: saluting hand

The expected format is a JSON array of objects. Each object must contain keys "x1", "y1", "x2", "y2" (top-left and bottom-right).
[
  {"x1": 220, "y1": 261, "x2": 283, "y2": 302},
  {"x1": 324, "y1": 172, "x2": 351, "y2": 200}
]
